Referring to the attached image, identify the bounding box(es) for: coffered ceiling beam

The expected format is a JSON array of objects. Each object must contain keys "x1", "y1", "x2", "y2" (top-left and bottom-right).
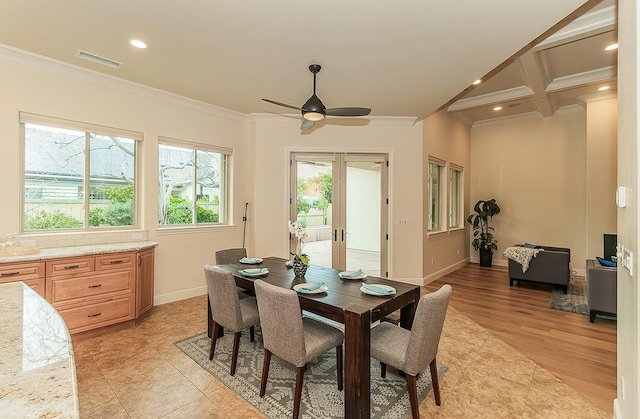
[
  {"x1": 516, "y1": 50, "x2": 557, "y2": 117},
  {"x1": 447, "y1": 86, "x2": 534, "y2": 112},
  {"x1": 546, "y1": 66, "x2": 616, "y2": 92},
  {"x1": 534, "y1": 5, "x2": 616, "y2": 50}
]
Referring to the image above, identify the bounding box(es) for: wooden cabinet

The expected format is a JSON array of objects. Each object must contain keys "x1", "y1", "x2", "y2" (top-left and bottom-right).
[
  {"x1": 136, "y1": 248, "x2": 155, "y2": 317},
  {"x1": 0, "y1": 246, "x2": 155, "y2": 334},
  {"x1": 0, "y1": 261, "x2": 45, "y2": 297}
]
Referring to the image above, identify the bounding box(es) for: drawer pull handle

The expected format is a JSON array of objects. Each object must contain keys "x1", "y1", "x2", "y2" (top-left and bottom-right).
[
  {"x1": 64, "y1": 264, "x2": 80, "y2": 269},
  {"x1": 110, "y1": 260, "x2": 124, "y2": 264},
  {"x1": 88, "y1": 312, "x2": 102, "y2": 318},
  {"x1": 1, "y1": 271, "x2": 20, "y2": 276},
  {"x1": 88, "y1": 284, "x2": 102, "y2": 288}
]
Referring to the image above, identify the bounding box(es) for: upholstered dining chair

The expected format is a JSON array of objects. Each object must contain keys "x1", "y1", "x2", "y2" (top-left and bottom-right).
[
  {"x1": 253, "y1": 279, "x2": 344, "y2": 419},
  {"x1": 204, "y1": 265, "x2": 260, "y2": 376},
  {"x1": 370, "y1": 284, "x2": 452, "y2": 418},
  {"x1": 214, "y1": 247, "x2": 247, "y2": 265}
]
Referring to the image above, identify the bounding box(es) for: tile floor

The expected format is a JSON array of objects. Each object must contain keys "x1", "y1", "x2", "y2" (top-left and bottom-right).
[{"x1": 73, "y1": 294, "x2": 610, "y2": 418}]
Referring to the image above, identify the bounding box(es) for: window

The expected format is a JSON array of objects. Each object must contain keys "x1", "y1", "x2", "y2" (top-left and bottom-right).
[
  {"x1": 449, "y1": 165, "x2": 463, "y2": 228},
  {"x1": 21, "y1": 113, "x2": 139, "y2": 232},
  {"x1": 158, "y1": 139, "x2": 230, "y2": 226},
  {"x1": 427, "y1": 158, "x2": 446, "y2": 232}
]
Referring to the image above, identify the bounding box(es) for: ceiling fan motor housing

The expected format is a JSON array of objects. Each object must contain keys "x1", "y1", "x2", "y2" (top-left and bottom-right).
[{"x1": 302, "y1": 94, "x2": 326, "y2": 120}]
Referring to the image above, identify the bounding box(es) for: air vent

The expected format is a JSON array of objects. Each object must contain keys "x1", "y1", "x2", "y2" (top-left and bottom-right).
[
  {"x1": 76, "y1": 49, "x2": 121, "y2": 69},
  {"x1": 507, "y1": 103, "x2": 521, "y2": 108}
]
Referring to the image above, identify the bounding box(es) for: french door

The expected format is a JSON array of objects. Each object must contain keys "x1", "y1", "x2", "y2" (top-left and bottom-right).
[{"x1": 290, "y1": 153, "x2": 388, "y2": 277}]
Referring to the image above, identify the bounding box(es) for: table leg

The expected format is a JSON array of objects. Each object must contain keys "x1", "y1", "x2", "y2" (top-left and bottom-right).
[
  {"x1": 344, "y1": 307, "x2": 371, "y2": 418},
  {"x1": 400, "y1": 287, "x2": 420, "y2": 330}
]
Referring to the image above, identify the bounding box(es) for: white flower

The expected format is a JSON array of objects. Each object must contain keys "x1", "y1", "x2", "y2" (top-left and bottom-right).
[{"x1": 288, "y1": 220, "x2": 308, "y2": 257}]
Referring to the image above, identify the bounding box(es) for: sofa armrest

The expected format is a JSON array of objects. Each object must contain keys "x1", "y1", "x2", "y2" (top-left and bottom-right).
[{"x1": 586, "y1": 259, "x2": 617, "y2": 314}]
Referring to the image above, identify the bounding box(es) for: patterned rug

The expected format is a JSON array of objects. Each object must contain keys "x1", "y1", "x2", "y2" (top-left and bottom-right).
[
  {"x1": 175, "y1": 327, "x2": 447, "y2": 419},
  {"x1": 549, "y1": 280, "x2": 616, "y2": 321}
]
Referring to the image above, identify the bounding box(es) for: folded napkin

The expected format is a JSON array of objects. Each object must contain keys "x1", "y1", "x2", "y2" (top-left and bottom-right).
[
  {"x1": 240, "y1": 268, "x2": 268, "y2": 275},
  {"x1": 299, "y1": 282, "x2": 325, "y2": 292},
  {"x1": 362, "y1": 283, "x2": 395, "y2": 295},
  {"x1": 240, "y1": 257, "x2": 262, "y2": 264},
  {"x1": 339, "y1": 269, "x2": 363, "y2": 279}
]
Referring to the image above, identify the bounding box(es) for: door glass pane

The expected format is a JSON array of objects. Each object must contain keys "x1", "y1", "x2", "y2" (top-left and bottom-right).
[
  {"x1": 295, "y1": 160, "x2": 333, "y2": 268},
  {"x1": 346, "y1": 160, "x2": 381, "y2": 277}
]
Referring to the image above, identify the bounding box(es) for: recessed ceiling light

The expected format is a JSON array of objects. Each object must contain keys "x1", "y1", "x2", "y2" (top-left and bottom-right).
[
  {"x1": 493, "y1": 106, "x2": 502, "y2": 111},
  {"x1": 130, "y1": 39, "x2": 147, "y2": 49},
  {"x1": 605, "y1": 43, "x2": 619, "y2": 51},
  {"x1": 598, "y1": 86, "x2": 610, "y2": 91},
  {"x1": 472, "y1": 79, "x2": 482, "y2": 85}
]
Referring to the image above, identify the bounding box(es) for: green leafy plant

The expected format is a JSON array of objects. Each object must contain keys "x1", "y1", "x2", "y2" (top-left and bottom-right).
[
  {"x1": 24, "y1": 210, "x2": 82, "y2": 230},
  {"x1": 466, "y1": 199, "x2": 501, "y2": 252}
]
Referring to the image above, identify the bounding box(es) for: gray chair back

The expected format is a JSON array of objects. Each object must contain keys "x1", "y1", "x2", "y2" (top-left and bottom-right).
[
  {"x1": 254, "y1": 279, "x2": 307, "y2": 366},
  {"x1": 404, "y1": 284, "x2": 452, "y2": 375},
  {"x1": 204, "y1": 265, "x2": 244, "y2": 331},
  {"x1": 215, "y1": 247, "x2": 247, "y2": 265}
]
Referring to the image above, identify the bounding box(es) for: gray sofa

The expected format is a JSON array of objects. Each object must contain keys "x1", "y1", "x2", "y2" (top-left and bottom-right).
[
  {"x1": 586, "y1": 259, "x2": 617, "y2": 322},
  {"x1": 508, "y1": 245, "x2": 571, "y2": 293}
]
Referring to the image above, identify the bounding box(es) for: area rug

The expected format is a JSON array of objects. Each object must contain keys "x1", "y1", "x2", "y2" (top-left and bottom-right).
[
  {"x1": 549, "y1": 280, "x2": 616, "y2": 321},
  {"x1": 175, "y1": 327, "x2": 447, "y2": 419}
]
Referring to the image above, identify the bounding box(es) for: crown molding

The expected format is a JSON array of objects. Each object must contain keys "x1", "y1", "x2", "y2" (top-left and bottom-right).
[
  {"x1": 577, "y1": 90, "x2": 618, "y2": 108},
  {"x1": 546, "y1": 66, "x2": 616, "y2": 93},
  {"x1": 447, "y1": 86, "x2": 534, "y2": 112},
  {"x1": 535, "y1": 5, "x2": 617, "y2": 50},
  {"x1": 0, "y1": 43, "x2": 249, "y2": 123}
]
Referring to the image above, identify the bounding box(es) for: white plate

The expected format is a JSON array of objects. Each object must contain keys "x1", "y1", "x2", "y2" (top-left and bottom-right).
[
  {"x1": 239, "y1": 268, "x2": 269, "y2": 277},
  {"x1": 360, "y1": 284, "x2": 396, "y2": 296},
  {"x1": 294, "y1": 283, "x2": 328, "y2": 294},
  {"x1": 339, "y1": 271, "x2": 368, "y2": 280},
  {"x1": 240, "y1": 257, "x2": 263, "y2": 264}
]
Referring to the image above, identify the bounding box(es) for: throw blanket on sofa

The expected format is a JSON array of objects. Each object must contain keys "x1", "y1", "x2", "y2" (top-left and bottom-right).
[{"x1": 503, "y1": 247, "x2": 544, "y2": 273}]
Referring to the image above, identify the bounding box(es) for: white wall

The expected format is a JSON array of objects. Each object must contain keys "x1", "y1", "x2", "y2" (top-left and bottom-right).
[
  {"x1": 250, "y1": 116, "x2": 424, "y2": 284},
  {"x1": 0, "y1": 47, "x2": 253, "y2": 304}
]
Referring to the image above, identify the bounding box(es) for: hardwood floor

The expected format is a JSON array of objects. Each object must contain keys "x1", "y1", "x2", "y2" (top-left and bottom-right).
[{"x1": 425, "y1": 263, "x2": 617, "y2": 414}]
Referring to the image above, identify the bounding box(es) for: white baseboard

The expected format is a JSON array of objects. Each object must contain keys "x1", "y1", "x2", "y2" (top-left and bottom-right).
[
  {"x1": 469, "y1": 256, "x2": 508, "y2": 267},
  {"x1": 613, "y1": 398, "x2": 622, "y2": 419},
  {"x1": 154, "y1": 285, "x2": 207, "y2": 305},
  {"x1": 424, "y1": 258, "x2": 470, "y2": 285}
]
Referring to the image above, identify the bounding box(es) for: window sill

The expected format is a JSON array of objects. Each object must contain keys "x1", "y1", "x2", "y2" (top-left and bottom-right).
[
  {"x1": 156, "y1": 224, "x2": 236, "y2": 236},
  {"x1": 427, "y1": 230, "x2": 448, "y2": 238}
]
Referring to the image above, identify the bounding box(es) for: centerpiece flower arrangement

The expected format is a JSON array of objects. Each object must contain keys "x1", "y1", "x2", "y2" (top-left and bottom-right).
[{"x1": 288, "y1": 220, "x2": 309, "y2": 276}]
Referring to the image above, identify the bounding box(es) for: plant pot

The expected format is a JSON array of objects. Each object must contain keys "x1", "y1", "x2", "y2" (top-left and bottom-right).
[
  {"x1": 479, "y1": 248, "x2": 493, "y2": 267},
  {"x1": 293, "y1": 259, "x2": 308, "y2": 277}
]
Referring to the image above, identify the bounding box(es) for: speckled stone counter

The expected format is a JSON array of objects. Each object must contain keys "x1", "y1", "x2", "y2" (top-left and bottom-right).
[
  {"x1": 0, "y1": 282, "x2": 79, "y2": 418},
  {"x1": 0, "y1": 241, "x2": 158, "y2": 264}
]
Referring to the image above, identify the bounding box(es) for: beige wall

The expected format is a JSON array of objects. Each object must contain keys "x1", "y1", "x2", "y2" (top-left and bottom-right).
[
  {"x1": 616, "y1": 0, "x2": 639, "y2": 416},
  {"x1": 423, "y1": 111, "x2": 471, "y2": 281},
  {"x1": 0, "y1": 50, "x2": 253, "y2": 304},
  {"x1": 469, "y1": 107, "x2": 587, "y2": 270},
  {"x1": 584, "y1": 97, "x2": 618, "y2": 259},
  {"x1": 250, "y1": 116, "x2": 424, "y2": 284}
]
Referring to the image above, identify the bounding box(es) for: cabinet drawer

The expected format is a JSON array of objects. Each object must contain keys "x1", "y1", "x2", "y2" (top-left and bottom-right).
[
  {"x1": 46, "y1": 257, "x2": 94, "y2": 277},
  {"x1": 96, "y1": 252, "x2": 136, "y2": 271},
  {"x1": 0, "y1": 261, "x2": 44, "y2": 281},
  {"x1": 57, "y1": 295, "x2": 135, "y2": 333},
  {"x1": 48, "y1": 268, "x2": 135, "y2": 304}
]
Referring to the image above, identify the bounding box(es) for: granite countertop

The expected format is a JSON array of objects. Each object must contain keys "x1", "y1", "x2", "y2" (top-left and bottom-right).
[
  {"x1": 0, "y1": 282, "x2": 79, "y2": 418},
  {"x1": 0, "y1": 241, "x2": 158, "y2": 264}
]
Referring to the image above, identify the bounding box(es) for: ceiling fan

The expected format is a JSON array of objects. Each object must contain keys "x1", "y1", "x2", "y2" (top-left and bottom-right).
[{"x1": 262, "y1": 64, "x2": 371, "y2": 130}]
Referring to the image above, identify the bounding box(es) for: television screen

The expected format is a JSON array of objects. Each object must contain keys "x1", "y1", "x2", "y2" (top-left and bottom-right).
[{"x1": 604, "y1": 233, "x2": 617, "y2": 261}]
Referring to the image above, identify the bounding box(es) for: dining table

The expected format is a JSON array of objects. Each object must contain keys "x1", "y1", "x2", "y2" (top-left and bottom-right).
[{"x1": 209, "y1": 256, "x2": 421, "y2": 418}]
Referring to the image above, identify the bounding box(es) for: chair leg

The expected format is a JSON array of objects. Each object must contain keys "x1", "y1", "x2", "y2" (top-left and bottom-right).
[
  {"x1": 230, "y1": 331, "x2": 242, "y2": 376},
  {"x1": 380, "y1": 362, "x2": 387, "y2": 378},
  {"x1": 250, "y1": 325, "x2": 255, "y2": 342},
  {"x1": 429, "y1": 358, "x2": 441, "y2": 406},
  {"x1": 260, "y1": 350, "x2": 271, "y2": 397},
  {"x1": 293, "y1": 366, "x2": 305, "y2": 419},
  {"x1": 406, "y1": 373, "x2": 420, "y2": 418},
  {"x1": 590, "y1": 310, "x2": 596, "y2": 323},
  {"x1": 209, "y1": 322, "x2": 220, "y2": 360},
  {"x1": 336, "y1": 345, "x2": 343, "y2": 391}
]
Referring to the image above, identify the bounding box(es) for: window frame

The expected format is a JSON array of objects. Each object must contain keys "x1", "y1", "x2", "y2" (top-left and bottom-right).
[
  {"x1": 157, "y1": 137, "x2": 232, "y2": 229},
  {"x1": 427, "y1": 157, "x2": 446, "y2": 233},
  {"x1": 448, "y1": 164, "x2": 464, "y2": 230},
  {"x1": 20, "y1": 112, "x2": 142, "y2": 233}
]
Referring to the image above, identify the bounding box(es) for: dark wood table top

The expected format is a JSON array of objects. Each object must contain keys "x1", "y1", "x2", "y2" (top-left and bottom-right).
[{"x1": 215, "y1": 256, "x2": 419, "y2": 324}]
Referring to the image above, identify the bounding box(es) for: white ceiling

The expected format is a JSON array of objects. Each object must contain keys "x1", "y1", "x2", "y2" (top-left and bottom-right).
[{"x1": 0, "y1": 0, "x2": 614, "y2": 124}]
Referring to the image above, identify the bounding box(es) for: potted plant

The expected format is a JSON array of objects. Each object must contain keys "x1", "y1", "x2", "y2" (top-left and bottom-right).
[
  {"x1": 466, "y1": 199, "x2": 501, "y2": 267},
  {"x1": 288, "y1": 220, "x2": 309, "y2": 276}
]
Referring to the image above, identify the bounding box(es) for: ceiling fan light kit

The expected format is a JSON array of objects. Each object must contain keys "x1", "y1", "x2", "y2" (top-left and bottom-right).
[{"x1": 262, "y1": 64, "x2": 371, "y2": 130}]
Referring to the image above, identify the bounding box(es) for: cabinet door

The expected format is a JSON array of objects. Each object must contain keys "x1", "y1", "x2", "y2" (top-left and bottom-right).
[{"x1": 136, "y1": 248, "x2": 155, "y2": 317}]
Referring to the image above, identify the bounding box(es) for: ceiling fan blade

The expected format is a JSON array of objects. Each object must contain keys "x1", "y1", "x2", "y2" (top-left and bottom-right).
[
  {"x1": 300, "y1": 119, "x2": 316, "y2": 130},
  {"x1": 325, "y1": 107, "x2": 371, "y2": 117},
  {"x1": 262, "y1": 98, "x2": 302, "y2": 111}
]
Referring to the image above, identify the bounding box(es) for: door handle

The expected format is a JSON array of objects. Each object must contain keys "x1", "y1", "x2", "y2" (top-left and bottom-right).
[
  {"x1": 341, "y1": 229, "x2": 345, "y2": 241},
  {"x1": 334, "y1": 229, "x2": 337, "y2": 241}
]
